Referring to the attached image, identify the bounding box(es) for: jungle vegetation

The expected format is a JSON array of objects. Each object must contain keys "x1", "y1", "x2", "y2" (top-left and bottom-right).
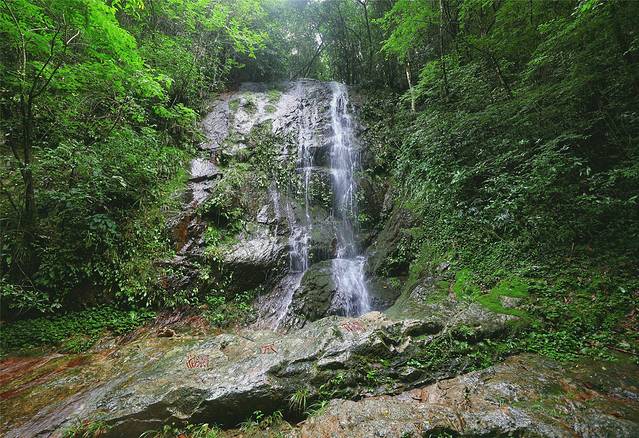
[{"x1": 1, "y1": 0, "x2": 637, "y2": 360}]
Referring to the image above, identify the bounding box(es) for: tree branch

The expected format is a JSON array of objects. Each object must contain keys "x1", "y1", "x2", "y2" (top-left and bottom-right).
[
  {"x1": 32, "y1": 29, "x2": 80, "y2": 99},
  {"x1": 29, "y1": 26, "x2": 62, "y2": 100}
]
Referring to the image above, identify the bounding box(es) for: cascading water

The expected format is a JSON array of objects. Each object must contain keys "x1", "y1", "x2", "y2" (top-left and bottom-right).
[
  {"x1": 327, "y1": 82, "x2": 370, "y2": 316},
  {"x1": 258, "y1": 80, "x2": 370, "y2": 329},
  {"x1": 259, "y1": 81, "x2": 317, "y2": 327}
]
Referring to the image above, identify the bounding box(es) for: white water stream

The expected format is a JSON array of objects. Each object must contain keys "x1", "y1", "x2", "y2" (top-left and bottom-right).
[
  {"x1": 259, "y1": 81, "x2": 369, "y2": 328},
  {"x1": 328, "y1": 82, "x2": 370, "y2": 316}
]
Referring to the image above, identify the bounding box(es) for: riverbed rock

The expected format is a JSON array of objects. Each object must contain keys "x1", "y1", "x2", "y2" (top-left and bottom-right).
[
  {"x1": 1, "y1": 309, "x2": 520, "y2": 438},
  {"x1": 299, "y1": 353, "x2": 639, "y2": 437}
]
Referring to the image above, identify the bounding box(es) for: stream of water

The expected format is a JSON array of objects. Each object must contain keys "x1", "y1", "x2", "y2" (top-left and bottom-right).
[
  {"x1": 260, "y1": 81, "x2": 369, "y2": 328},
  {"x1": 328, "y1": 82, "x2": 370, "y2": 316}
]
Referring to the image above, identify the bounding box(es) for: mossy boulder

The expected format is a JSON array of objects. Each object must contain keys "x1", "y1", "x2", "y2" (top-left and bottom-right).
[{"x1": 299, "y1": 354, "x2": 639, "y2": 437}]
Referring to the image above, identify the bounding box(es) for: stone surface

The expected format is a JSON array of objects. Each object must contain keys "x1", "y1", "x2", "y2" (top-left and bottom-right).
[
  {"x1": 286, "y1": 261, "x2": 336, "y2": 325},
  {"x1": 385, "y1": 276, "x2": 517, "y2": 337},
  {"x1": 2, "y1": 306, "x2": 637, "y2": 438},
  {"x1": 0, "y1": 313, "x2": 420, "y2": 437},
  {"x1": 189, "y1": 158, "x2": 221, "y2": 183},
  {"x1": 0, "y1": 306, "x2": 523, "y2": 438},
  {"x1": 282, "y1": 261, "x2": 403, "y2": 328},
  {"x1": 220, "y1": 226, "x2": 288, "y2": 291},
  {"x1": 299, "y1": 354, "x2": 639, "y2": 438}
]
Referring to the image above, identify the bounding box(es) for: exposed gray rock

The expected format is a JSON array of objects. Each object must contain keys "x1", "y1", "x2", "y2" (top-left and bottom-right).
[
  {"x1": 3, "y1": 313, "x2": 441, "y2": 437},
  {"x1": 282, "y1": 261, "x2": 403, "y2": 329},
  {"x1": 286, "y1": 261, "x2": 336, "y2": 324},
  {"x1": 366, "y1": 276, "x2": 401, "y2": 311},
  {"x1": 299, "y1": 354, "x2": 639, "y2": 438},
  {"x1": 200, "y1": 97, "x2": 230, "y2": 152},
  {"x1": 3, "y1": 301, "x2": 636, "y2": 438},
  {"x1": 189, "y1": 159, "x2": 220, "y2": 183},
  {"x1": 220, "y1": 226, "x2": 288, "y2": 291}
]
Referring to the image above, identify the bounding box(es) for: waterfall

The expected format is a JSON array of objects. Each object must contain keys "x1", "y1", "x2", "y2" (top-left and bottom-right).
[
  {"x1": 328, "y1": 82, "x2": 370, "y2": 316},
  {"x1": 259, "y1": 81, "x2": 317, "y2": 327},
  {"x1": 258, "y1": 80, "x2": 370, "y2": 329}
]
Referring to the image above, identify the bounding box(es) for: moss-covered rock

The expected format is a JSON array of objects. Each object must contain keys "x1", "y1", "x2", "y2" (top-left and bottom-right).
[
  {"x1": 299, "y1": 353, "x2": 639, "y2": 437},
  {"x1": 1, "y1": 307, "x2": 528, "y2": 437}
]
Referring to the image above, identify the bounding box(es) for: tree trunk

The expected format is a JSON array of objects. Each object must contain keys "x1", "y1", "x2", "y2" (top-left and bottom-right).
[
  {"x1": 360, "y1": 0, "x2": 374, "y2": 75},
  {"x1": 20, "y1": 96, "x2": 37, "y2": 273},
  {"x1": 439, "y1": 0, "x2": 450, "y2": 99},
  {"x1": 405, "y1": 61, "x2": 416, "y2": 112},
  {"x1": 489, "y1": 52, "x2": 512, "y2": 97}
]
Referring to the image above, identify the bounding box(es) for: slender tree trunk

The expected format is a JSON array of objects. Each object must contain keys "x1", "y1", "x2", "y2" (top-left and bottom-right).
[
  {"x1": 359, "y1": 0, "x2": 374, "y2": 75},
  {"x1": 405, "y1": 61, "x2": 416, "y2": 112},
  {"x1": 489, "y1": 52, "x2": 512, "y2": 97},
  {"x1": 439, "y1": 0, "x2": 450, "y2": 100},
  {"x1": 19, "y1": 95, "x2": 36, "y2": 272}
]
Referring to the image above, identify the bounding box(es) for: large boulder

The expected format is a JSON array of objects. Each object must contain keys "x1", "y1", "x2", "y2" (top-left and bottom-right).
[
  {"x1": 220, "y1": 226, "x2": 288, "y2": 291},
  {"x1": 299, "y1": 353, "x2": 639, "y2": 437},
  {"x1": 282, "y1": 260, "x2": 402, "y2": 328},
  {"x1": 1, "y1": 309, "x2": 519, "y2": 438},
  {"x1": 286, "y1": 260, "x2": 336, "y2": 325}
]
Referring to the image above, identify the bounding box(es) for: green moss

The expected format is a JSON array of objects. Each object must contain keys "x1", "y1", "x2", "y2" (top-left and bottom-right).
[
  {"x1": 240, "y1": 92, "x2": 258, "y2": 114},
  {"x1": 265, "y1": 103, "x2": 277, "y2": 113},
  {"x1": 423, "y1": 281, "x2": 450, "y2": 304},
  {"x1": 452, "y1": 270, "x2": 529, "y2": 317},
  {"x1": 452, "y1": 269, "x2": 481, "y2": 299},
  {"x1": 61, "y1": 419, "x2": 111, "y2": 438},
  {"x1": 266, "y1": 89, "x2": 282, "y2": 103},
  {"x1": 404, "y1": 241, "x2": 452, "y2": 294}
]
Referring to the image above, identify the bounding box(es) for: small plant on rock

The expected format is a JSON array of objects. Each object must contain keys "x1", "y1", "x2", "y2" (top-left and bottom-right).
[{"x1": 289, "y1": 387, "x2": 310, "y2": 413}]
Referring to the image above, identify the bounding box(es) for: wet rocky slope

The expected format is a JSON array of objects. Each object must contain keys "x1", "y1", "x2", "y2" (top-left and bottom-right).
[{"x1": 163, "y1": 80, "x2": 395, "y2": 329}]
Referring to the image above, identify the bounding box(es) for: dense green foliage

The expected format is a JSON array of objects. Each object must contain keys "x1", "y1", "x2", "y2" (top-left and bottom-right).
[
  {"x1": 0, "y1": 0, "x2": 279, "y2": 314},
  {"x1": 362, "y1": 0, "x2": 639, "y2": 360},
  {"x1": 1, "y1": 0, "x2": 637, "y2": 367},
  {"x1": 0, "y1": 306, "x2": 154, "y2": 354}
]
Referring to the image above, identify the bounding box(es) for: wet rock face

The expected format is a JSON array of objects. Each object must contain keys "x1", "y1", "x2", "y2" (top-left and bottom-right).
[
  {"x1": 299, "y1": 354, "x2": 639, "y2": 438},
  {"x1": 365, "y1": 204, "x2": 416, "y2": 278},
  {"x1": 286, "y1": 261, "x2": 336, "y2": 325},
  {"x1": 3, "y1": 306, "x2": 638, "y2": 437},
  {"x1": 0, "y1": 301, "x2": 527, "y2": 438},
  {"x1": 220, "y1": 226, "x2": 288, "y2": 291},
  {"x1": 1, "y1": 313, "x2": 435, "y2": 437},
  {"x1": 282, "y1": 261, "x2": 402, "y2": 328},
  {"x1": 162, "y1": 79, "x2": 396, "y2": 326}
]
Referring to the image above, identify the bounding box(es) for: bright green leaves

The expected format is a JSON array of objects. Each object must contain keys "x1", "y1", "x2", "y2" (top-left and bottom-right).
[
  {"x1": 109, "y1": 0, "x2": 145, "y2": 16},
  {"x1": 376, "y1": 0, "x2": 434, "y2": 61}
]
